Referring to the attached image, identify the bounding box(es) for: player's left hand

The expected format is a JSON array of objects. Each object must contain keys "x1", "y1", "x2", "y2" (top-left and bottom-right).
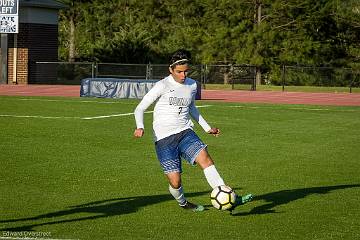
[
  {"x1": 134, "y1": 128, "x2": 144, "y2": 138},
  {"x1": 208, "y1": 127, "x2": 220, "y2": 137}
]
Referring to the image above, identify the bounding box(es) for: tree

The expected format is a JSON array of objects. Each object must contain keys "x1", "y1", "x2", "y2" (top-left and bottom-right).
[
  {"x1": 58, "y1": 0, "x2": 91, "y2": 62},
  {"x1": 57, "y1": 0, "x2": 360, "y2": 84},
  {"x1": 334, "y1": 0, "x2": 360, "y2": 70}
]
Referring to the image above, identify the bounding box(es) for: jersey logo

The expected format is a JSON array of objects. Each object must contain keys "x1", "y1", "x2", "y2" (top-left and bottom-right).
[{"x1": 169, "y1": 97, "x2": 191, "y2": 106}]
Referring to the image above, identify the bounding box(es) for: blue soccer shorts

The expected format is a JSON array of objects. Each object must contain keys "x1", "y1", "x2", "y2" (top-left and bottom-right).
[{"x1": 154, "y1": 129, "x2": 207, "y2": 174}]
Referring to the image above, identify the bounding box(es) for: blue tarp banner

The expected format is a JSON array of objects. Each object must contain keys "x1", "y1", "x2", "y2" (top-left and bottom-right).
[{"x1": 80, "y1": 78, "x2": 201, "y2": 99}]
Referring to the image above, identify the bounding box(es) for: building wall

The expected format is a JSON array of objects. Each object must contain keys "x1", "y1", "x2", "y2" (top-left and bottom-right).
[
  {"x1": 7, "y1": 22, "x2": 58, "y2": 84},
  {"x1": 8, "y1": 47, "x2": 28, "y2": 84},
  {"x1": 20, "y1": 7, "x2": 59, "y2": 25}
]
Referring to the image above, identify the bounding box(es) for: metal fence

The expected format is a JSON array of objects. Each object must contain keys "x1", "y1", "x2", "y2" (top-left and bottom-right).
[
  {"x1": 281, "y1": 66, "x2": 360, "y2": 92},
  {"x1": 33, "y1": 62, "x2": 359, "y2": 92},
  {"x1": 33, "y1": 62, "x2": 257, "y2": 90},
  {"x1": 33, "y1": 62, "x2": 95, "y2": 85},
  {"x1": 203, "y1": 64, "x2": 256, "y2": 90}
]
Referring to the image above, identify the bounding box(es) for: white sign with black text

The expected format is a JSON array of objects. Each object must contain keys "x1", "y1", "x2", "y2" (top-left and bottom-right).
[{"x1": 0, "y1": 0, "x2": 19, "y2": 33}]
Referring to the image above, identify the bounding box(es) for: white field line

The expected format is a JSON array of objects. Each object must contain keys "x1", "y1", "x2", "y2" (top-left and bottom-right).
[
  {"x1": 227, "y1": 106, "x2": 261, "y2": 109},
  {"x1": 80, "y1": 111, "x2": 148, "y2": 120},
  {"x1": 0, "y1": 113, "x2": 136, "y2": 120},
  {"x1": 0, "y1": 114, "x2": 81, "y2": 119},
  {"x1": 288, "y1": 107, "x2": 330, "y2": 111},
  {"x1": 81, "y1": 105, "x2": 212, "y2": 120},
  {"x1": 0, "y1": 105, "x2": 213, "y2": 120}
]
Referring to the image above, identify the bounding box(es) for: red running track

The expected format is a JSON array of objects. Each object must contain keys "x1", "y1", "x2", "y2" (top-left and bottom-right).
[
  {"x1": 201, "y1": 89, "x2": 360, "y2": 106},
  {"x1": 0, "y1": 84, "x2": 360, "y2": 106}
]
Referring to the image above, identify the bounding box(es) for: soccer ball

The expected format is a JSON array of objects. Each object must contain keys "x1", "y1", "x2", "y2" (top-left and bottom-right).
[{"x1": 210, "y1": 185, "x2": 236, "y2": 210}]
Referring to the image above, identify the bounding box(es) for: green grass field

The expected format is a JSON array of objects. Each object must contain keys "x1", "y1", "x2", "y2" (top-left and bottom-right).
[
  {"x1": 203, "y1": 84, "x2": 360, "y2": 93},
  {"x1": 0, "y1": 96, "x2": 359, "y2": 240}
]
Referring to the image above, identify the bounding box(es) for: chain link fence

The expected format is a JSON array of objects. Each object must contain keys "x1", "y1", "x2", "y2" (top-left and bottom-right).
[
  {"x1": 33, "y1": 62, "x2": 257, "y2": 90},
  {"x1": 281, "y1": 66, "x2": 359, "y2": 92},
  {"x1": 33, "y1": 62, "x2": 359, "y2": 92},
  {"x1": 33, "y1": 62, "x2": 94, "y2": 85},
  {"x1": 203, "y1": 64, "x2": 256, "y2": 90}
]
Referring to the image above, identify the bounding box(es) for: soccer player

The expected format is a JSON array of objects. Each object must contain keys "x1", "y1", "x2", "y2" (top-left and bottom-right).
[{"x1": 134, "y1": 49, "x2": 252, "y2": 212}]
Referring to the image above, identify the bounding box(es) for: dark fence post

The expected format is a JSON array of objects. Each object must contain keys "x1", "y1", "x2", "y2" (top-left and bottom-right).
[
  {"x1": 91, "y1": 62, "x2": 95, "y2": 78},
  {"x1": 349, "y1": 71, "x2": 353, "y2": 93},
  {"x1": 252, "y1": 66, "x2": 256, "y2": 91},
  {"x1": 350, "y1": 73, "x2": 359, "y2": 93},
  {"x1": 146, "y1": 63, "x2": 153, "y2": 80},
  {"x1": 202, "y1": 64, "x2": 207, "y2": 89},
  {"x1": 281, "y1": 65, "x2": 286, "y2": 92}
]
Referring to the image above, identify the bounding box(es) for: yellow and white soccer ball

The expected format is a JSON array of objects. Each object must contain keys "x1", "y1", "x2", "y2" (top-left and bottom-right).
[{"x1": 210, "y1": 185, "x2": 236, "y2": 210}]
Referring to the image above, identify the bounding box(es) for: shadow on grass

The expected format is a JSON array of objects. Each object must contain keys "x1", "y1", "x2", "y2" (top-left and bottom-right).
[
  {"x1": 0, "y1": 191, "x2": 208, "y2": 232},
  {"x1": 232, "y1": 184, "x2": 360, "y2": 216},
  {"x1": 1, "y1": 184, "x2": 359, "y2": 230}
]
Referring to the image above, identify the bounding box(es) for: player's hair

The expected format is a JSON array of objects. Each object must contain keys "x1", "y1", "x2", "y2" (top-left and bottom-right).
[{"x1": 169, "y1": 49, "x2": 192, "y2": 69}]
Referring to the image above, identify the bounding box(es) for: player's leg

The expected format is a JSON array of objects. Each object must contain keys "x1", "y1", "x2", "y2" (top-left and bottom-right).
[
  {"x1": 166, "y1": 171, "x2": 185, "y2": 205},
  {"x1": 192, "y1": 148, "x2": 250, "y2": 209},
  {"x1": 195, "y1": 149, "x2": 225, "y2": 188},
  {"x1": 166, "y1": 171, "x2": 204, "y2": 211},
  {"x1": 196, "y1": 149, "x2": 253, "y2": 209},
  {"x1": 155, "y1": 131, "x2": 204, "y2": 212},
  {"x1": 178, "y1": 129, "x2": 225, "y2": 188}
]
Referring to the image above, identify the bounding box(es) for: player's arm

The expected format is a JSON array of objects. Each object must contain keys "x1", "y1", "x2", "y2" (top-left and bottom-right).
[
  {"x1": 134, "y1": 99, "x2": 150, "y2": 138},
  {"x1": 189, "y1": 101, "x2": 220, "y2": 137},
  {"x1": 133, "y1": 82, "x2": 164, "y2": 138}
]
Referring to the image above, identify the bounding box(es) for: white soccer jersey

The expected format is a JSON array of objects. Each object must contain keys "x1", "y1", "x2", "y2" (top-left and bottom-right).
[{"x1": 134, "y1": 75, "x2": 211, "y2": 141}]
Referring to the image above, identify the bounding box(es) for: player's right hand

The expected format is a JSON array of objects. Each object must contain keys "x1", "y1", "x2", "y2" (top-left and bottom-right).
[
  {"x1": 208, "y1": 127, "x2": 220, "y2": 137},
  {"x1": 134, "y1": 128, "x2": 144, "y2": 138}
]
